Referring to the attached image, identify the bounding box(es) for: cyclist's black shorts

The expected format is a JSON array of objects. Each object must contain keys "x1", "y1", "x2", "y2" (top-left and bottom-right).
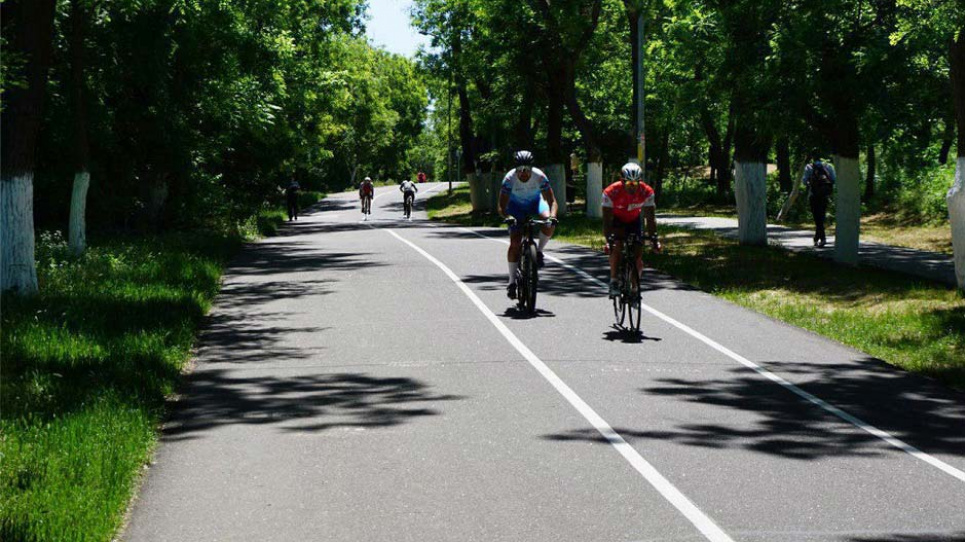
[
  {"x1": 403, "y1": 190, "x2": 416, "y2": 199},
  {"x1": 609, "y1": 215, "x2": 642, "y2": 241}
]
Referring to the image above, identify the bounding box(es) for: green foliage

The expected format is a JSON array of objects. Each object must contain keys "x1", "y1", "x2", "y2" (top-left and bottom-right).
[{"x1": 28, "y1": 0, "x2": 427, "y2": 233}]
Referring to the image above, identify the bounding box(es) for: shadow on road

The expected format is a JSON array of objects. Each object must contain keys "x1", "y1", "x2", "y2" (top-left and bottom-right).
[
  {"x1": 502, "y1": 307, "x2": 556, "y2": 320},
  {"x1": 847, "y1": 533, "x2": 965, "y2": 542},
  {"x1": 602, "y1": 326, "x2": 662, "y2": 344},
  {"x1": 542, "y1": 359, "x2": 965, "y2": 462},
  {"x1": 163, "y1": 371, "x2": 466, "y2": 441}
]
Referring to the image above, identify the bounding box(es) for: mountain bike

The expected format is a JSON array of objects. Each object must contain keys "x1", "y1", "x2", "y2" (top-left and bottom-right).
[
  {"x1": 610, "y1": 233, "x2": 644, "y2": 331},
  {"x1": 507, "y1": 216, "x2": 554, "y2": 315},
  {"x1": 403, "y1": 192, "x2": 415, "y2": 220}
]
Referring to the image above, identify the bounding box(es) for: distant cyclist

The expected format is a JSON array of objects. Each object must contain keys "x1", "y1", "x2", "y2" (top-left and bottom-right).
[
  {"x1": 498, "y1": 150, "x2": 558, "y2": 300},
  {"x1": 602, "y1": 162, "x2": 660, "y2": 298},
  {"x1": 400, "y1": 178, "x2": 418, "y2": 220},
  {"x1": 417, "y1": 171, "x2": 427, "y2": 183},
  {"x1": 359, "y1": 176, "x2": 374, "y2": 218}
]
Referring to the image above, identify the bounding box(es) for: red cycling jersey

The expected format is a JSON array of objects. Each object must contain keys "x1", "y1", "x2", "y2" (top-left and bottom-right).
[{"x1": 602, "y1": 181, "x2": 655, "y2": 223}]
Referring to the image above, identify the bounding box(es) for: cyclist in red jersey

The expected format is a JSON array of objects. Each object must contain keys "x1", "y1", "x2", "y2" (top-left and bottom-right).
[{"x1": 602, "y1": 162, "x2": 661, "y2": 298}]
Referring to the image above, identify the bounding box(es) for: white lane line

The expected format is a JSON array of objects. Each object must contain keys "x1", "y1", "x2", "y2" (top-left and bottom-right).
[
  {"x1": 386, "y1": 229, "x2": 735, "y2": 542},
  {"x1": 457, "y1": 226, "x2": 965, "y2": 484}
]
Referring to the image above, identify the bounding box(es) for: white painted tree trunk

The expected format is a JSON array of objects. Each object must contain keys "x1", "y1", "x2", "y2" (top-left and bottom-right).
[
  {"x1": 1, "y1": 173, "x2": 39, "y2": 294},
  {"x1": 948, "y1": 156, "x2": 965, "y2": 290},
  {"x1": 834, "y1": 155, "x2": 861, "y2": 266},
  {"x1": 733, "y1": 161, "x2": 767, "y2": 245},
  {"x1": 468, "y1": 172, "x2": 487, "y2": 212},
  {"x1": 69, "y1": 170, "x2": 90, "y2": 255},
  {"x1": 586, "y1": 162, "x2": 603, "y2": 218},
  {"x1": 544, "y1": 163, "x2": 566, "y2": 215},
  {"x1": 483, "y1": 171, "x2": 498, "y2": 211}
]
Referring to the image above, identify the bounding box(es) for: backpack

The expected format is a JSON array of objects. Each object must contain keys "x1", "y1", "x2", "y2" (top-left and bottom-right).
[{"x1": 810, "y1": 162, "x2": 833, "y2": 197}]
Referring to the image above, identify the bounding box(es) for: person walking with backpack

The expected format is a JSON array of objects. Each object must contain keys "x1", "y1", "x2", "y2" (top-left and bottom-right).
[
  {"x1": 285, "y1": 180, "x2": 301, "y2": 221},
  {"x1": 803, "y1": 156, "x2": 836, "y2": 247}
]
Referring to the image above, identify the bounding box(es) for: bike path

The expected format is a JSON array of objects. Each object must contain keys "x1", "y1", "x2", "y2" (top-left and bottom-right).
[
  {"x1": 124, "y1": 185, "x2": 965, "y2": 541},
  {"x1": 123, "y1": 184, "x2": 701, "y2": 541},
  {"x1": 398, "y1": 220, "x2": 965, "y2": 541},
  {"x1": 659, "y1": 214, "x2": 957, "y2": 287}
]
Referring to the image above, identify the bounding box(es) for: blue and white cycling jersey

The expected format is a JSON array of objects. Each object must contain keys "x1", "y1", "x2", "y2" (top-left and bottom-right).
[{"x1": 501, "y1": 167, "x2": 551, "y2": 217}]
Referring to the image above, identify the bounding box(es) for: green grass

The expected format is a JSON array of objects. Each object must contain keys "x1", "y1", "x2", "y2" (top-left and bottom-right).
[
  {"x1": 239, "y1": 190, "x2": 326, "y2": 238},
  {"x1": 429, "y1": 185, "x2": 965, "y2": 390},
  {"x1": 0, "y1": 191, "x2": 327, "y2": 541},
  {"x1": 1, "y1": 231, "x2": 241, "y2": 542}
]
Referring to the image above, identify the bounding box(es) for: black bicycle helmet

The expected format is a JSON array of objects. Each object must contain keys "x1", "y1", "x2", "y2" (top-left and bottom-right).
[{"x1": 514, "y1": 150, "x2": 535, "y2": 167}]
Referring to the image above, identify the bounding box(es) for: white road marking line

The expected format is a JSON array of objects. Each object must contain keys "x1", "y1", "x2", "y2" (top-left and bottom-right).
[
  {"x1": 386, "y1": 229, "x2": 735, "y2": 542},
  {"x1": 457, "y1": 226, "x2": 965, "y2": 484}
]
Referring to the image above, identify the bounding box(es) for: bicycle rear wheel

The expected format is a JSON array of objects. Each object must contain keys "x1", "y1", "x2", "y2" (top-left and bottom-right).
[{"x1": 522, "y1": 243, "x2": 539, "y2": 314}]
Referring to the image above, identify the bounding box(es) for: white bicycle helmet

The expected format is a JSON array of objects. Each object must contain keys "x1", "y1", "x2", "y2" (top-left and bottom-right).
[{"x1": 620, "y1": 162, "x2": 643, "y2": 181}]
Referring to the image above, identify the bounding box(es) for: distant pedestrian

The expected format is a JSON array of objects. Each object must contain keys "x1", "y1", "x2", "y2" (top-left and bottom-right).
[
  {"x1": 285, "y1": 180, "x2": 301, "y2": 221},
  {"x1": 803, "y1": 156, "x2": 836, "y2": 247}
]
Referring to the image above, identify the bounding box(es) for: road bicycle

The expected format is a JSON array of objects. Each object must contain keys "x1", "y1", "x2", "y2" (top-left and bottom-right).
[
  {"x1": 361, "y1": 194, "x2": 372, "y2": 220},
  {"x1": 507, "y1": 216, "x2": 555, "y2": 314},
  {"x1": 609, "y1": 233, "x2": 646, "y2": 331},
  {"x1": 403, "y1": 192, "x2": 415, "y2": 220}
]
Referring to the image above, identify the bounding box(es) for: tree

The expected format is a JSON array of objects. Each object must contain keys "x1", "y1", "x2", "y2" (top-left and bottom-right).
[{"x1": 1, "y1": 0, "x2": 57, "y2": 294}]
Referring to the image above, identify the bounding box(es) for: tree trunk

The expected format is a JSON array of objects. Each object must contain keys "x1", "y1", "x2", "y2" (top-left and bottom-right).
[
  {"x1": 939, "y1": 110, "x2": 955, "y2": 165},
  {"x1": 948, "y1": 29, "x2": 965, "y2": 289},
  {"x1": 732, "y1": 117, "x2": 769, "y2": 246},
  {"x1": 515, "y1": 83, "x2": 534, "y2": 149},
  {"x1": 654, "y1": 129, "x2": 670, "y2": 204},
  {"x1": 562, "y1": 60, "x2": 601, "y2": 163},
  {"x1": 777, "y1": 136, "x2": 792, "y2": 193},
  {"x1": 864, "y1": 144, "x2": 876, "y2": 202},
  {"x1": 451, "y1": 29, "x2": 476, "y2": 176},
  {"x1": 586, "y1": 162, "x2": 603, "y2": 218},
  {"x1": 544, "y1": 69, "x2": 568, "y2": 215},
  {"x1": 0, "y1": 0, "x2": 57, "y2": 294},
  {"x1": 720, "y1": 110, "x2": 735, "y2": 198},
  {"x1": 832, "y1": 118, "x2": 862, "y2": 266},
  {"x1": 68, "y1": 0, "x2": 91, "y2": 256}
]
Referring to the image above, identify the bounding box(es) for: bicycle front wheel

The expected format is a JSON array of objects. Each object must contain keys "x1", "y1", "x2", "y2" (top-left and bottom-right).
[
  {"x1": 613, "y1": 281, "x2": 626, "y2": 327},
  {"x1": 625, "y1": 259, "x2": 641, "y2": 331},
  {"x1": 523, "y1": 243, "x2": 539, "y2": 314}
]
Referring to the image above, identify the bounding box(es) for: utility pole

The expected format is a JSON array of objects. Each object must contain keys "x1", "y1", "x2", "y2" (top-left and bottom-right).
[{"x1": 634, "y1": 12, "x2": 645, "y2": 176}]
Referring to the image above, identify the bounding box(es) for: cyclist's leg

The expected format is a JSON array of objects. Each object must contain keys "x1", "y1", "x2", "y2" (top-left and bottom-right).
[
  {"x1": 609, "y1": 219, "x2": 628, "y2": 280},
  {"x1": 631, "y1": 216, "x2": 645, "y2": 276}
]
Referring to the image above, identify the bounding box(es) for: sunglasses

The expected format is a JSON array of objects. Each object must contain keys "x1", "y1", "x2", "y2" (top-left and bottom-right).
[
  {"x1": 516, "y1": 166, "x2": 533, "y2": 175},
  {"x1": 623, "y1": 179, "x2": 642, "y2": 186}
]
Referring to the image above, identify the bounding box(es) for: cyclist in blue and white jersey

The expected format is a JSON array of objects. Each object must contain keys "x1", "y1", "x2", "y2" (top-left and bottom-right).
[{"x1": 497, "y1": 150, "x2": 558, "y2": 300}]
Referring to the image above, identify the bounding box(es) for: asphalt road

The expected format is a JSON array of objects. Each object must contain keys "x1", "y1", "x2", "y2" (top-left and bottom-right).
[{"x1": 123, "y1": 183, "x2": 965, "y2": 542}]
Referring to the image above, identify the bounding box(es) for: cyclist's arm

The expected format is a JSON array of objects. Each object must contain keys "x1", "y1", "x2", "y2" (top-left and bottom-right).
[
  {"x1": 602, "y1": 207, "x2": 614, "y2": 239},
  {"x1": 643, "y1": 206, "x2": 657, "y2": 239},
  {"x1": 498, "y1": 192, "x2": 510, "y2": 217},
  {"x1": 601, "y1": 191, "x2": 614, "y2": 239},
  {"x1": 541, "y1": 186, "x2": 559, "y2": 218}
]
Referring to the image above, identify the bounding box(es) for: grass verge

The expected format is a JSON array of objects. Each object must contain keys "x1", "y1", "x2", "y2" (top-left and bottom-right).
[
  {"x1": 662, "y1": 204, "x2": 953, "y2": 255},
  {"x1": 0, "y1": 195, "x2": 323, "y2": 542},
  {"x1": 429, "y1": 185, "x2": 965, "y2": 390}
]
